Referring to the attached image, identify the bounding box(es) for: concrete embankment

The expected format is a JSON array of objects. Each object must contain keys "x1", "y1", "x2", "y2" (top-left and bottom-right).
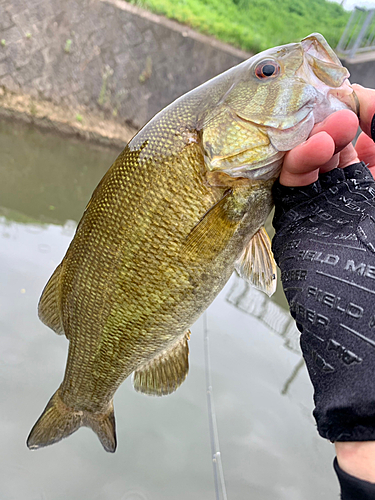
[
  {"x1": 0, "y1": 0, "x2": 248, "y2": 145},
  {"x1": 1, "y1": 0, "x2": 373, "y2": 145}
]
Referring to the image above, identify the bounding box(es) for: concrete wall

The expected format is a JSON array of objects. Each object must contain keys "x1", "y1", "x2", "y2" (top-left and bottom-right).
[
  {"x1": 343, "y1": 56, "x2": 375, "y2": 89},
  {"x1": 0, "y1": 0, "x2": 249, "y2": 130},
  {"x1": 1, "y1": 0, "x2": 373, "y2": 134}
]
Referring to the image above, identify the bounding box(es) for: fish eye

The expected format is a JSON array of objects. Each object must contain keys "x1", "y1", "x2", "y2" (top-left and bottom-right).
[{"x1": 255, "y1": 60, "x2": 280, "y2": 79}]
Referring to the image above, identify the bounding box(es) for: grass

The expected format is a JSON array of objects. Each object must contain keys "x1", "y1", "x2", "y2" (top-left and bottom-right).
[{"x1": 126, "y1": 0, "x2": 350, "y2": 54}]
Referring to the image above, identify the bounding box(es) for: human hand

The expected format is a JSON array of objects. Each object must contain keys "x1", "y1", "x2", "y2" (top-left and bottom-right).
[
  {"x1": 273, "y1": 85, "x2": 375, "y2": 487},
  {"x1": 279, "y1": 84, "x2": 375, "y2": 187}
]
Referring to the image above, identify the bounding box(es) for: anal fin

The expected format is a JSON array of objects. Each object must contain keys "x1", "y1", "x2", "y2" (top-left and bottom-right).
[
  {"x1": 132, "y1": 331, "x2": 190, "y2": 396},
  {"x1": 235, "y1": 226, "x2": 277, "y2": 297},
  {"x1": 38, "y1": 263, "x2": 64, "y2": 335}
]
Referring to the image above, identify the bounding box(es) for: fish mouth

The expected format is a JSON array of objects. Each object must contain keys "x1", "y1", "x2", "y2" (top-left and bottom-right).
[{"x1": 299, "y1": 33, "x2": 359, "y2": 117}]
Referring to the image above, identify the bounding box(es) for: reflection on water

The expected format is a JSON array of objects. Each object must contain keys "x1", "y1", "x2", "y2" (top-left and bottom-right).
[
  {"x1": 0, "y1": 118, "x2": 338, "y2": 500},
  {"x1": 226, "y1": 275, "x2": 305, "y2": 395},
  {"x1": 226, "y1": 276, "x2": 301, "y2": 355},
  {"x1": 0, "y1": 119, "x2": 121, "y2": 225}
]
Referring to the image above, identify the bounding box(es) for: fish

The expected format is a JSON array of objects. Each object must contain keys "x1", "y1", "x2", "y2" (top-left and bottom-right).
[{"x1": 27, "y1": 33, "x2": 358, "y2": 452}]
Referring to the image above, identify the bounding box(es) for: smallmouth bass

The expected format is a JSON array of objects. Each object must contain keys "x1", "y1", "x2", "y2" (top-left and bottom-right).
[{"x1": 27, "y1": 34, "x2": 358, "y2": 452}]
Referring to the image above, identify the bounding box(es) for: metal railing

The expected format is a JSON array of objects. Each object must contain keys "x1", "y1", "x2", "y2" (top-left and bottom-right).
[{"x1": 337, "y1": 7, "x2": 375, "y2": 59}]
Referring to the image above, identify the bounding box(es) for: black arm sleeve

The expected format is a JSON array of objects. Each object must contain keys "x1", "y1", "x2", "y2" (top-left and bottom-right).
[
  {"x1": 272, "y1": 162, "x2": 375, "y2": 442},
  {"x1": 334, "y1": 458, "x2": 375, "y2": 500},
  {"x1": 272, "y1": 162, "x2": 375, "y2": 500}
]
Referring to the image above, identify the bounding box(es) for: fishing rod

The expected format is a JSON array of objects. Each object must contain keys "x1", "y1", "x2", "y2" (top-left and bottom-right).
[{"x1": 203, "y1": 312, "x2": 228, "y2": 500}]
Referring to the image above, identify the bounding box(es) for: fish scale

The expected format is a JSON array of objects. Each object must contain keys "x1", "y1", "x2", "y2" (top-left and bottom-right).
[
  {"x1": 27, "y1": 33, "x2": 358, "y2": 452},
  {"x1": 60, "y1": 143, "x2": 223, "y2": 410}
]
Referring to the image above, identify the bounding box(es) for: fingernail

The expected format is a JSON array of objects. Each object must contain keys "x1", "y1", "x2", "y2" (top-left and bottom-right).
[{"x1": 371, "y1": 113, "x2": 375, "y2": 142}]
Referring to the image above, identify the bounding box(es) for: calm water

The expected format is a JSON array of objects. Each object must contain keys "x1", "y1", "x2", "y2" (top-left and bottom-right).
[{"x1": 0, "y1": 119, "x2": 338, "y2": 500}]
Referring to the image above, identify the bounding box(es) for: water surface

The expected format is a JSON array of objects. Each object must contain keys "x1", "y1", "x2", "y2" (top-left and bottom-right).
[{"x1": 0, "y1": 119, "x2": 338, "y2": 500}]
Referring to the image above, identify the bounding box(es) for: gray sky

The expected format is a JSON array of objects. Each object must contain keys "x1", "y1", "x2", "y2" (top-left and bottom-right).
[{"x1": 330, "y1": 0, "x2": 375, "y2": 10}]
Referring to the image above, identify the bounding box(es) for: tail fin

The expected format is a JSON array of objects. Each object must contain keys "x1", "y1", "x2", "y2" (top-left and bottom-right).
[
  {"x1": 85, "y1": 402, "x2": 117, "y2": 453},
  {"x1": 27, "y1": 389, "x2": 117, "y2": 453}
]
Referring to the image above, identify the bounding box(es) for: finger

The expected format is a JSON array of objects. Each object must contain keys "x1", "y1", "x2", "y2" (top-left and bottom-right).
[
  {"x1": 310, "y1": 109, "x2": 359, "y2": 154},
  {"x1": 280, "y1": 131, "x2": 335, "y2": 186},
  {"x1": 318, "y1": 153, "x2": 340, "y2": 173},
  {"x1": 320, "y1": 143, "x2": 360, "y2": 173},
  {"x1": 355, "y1": 131, "x2": 375, "y2": 179},
  {"x1": 352, "y1": 84, "x2": 375, "y2": 139},
  {"x1": 356, "y1": 131, "x2": 375, "y2": 166},
  {"x1": 337, "y1": 143, "x2": 360, "y2": 169}
]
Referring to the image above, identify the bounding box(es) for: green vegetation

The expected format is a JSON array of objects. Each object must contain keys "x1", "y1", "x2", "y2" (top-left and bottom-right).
[
  {"x1": 29, "y1": 100, "x2": 37, "y2": 116},
  {"x1": 0, "y1": 207, "x2": 48, "y2": 226},
  {"x1": 64, "y1": 39, "x2": 72, "y2": 53},
  {"x1": 97, "y1": 65, "x2": 114, "y2": 106},
  {"x1": 127, "y1": 0, "x2": 349, "y2": 53},
  {"x1": 139, "y1": 56, "x2": 153, "y2": 83}
]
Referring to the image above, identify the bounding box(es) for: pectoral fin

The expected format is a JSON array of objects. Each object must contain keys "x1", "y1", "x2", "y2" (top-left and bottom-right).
[
  {"x1": 182, "y1": 191, "x2": 240, "y2": 261},
  {"x1": 132, "y1": 331, "x2": 190, "y2": 396},
  {"x1": 38, "y1": 264, "x2": 65, "y2": 335},
  {"x1": 235, "y1": 226, "x2": 277, "y2": 296}
]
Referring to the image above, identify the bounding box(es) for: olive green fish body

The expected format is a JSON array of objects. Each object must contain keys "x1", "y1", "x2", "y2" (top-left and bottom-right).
[
  {"x1": 60, "y1": 138, "x2": 273, "y2": 410},
  {"x1": 27, "y1": 33, "x2": 358, "y2": 452}
]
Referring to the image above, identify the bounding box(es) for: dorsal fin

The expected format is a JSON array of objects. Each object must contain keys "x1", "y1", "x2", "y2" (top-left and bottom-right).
[
  {"x1": 38, "y1": 264, "x2": 65, "y2": 335},
  {"x1": 132, "y1": 331, "x2": 190, "y2": 396},
  {"x1": 235, "y1": 226, "x2": 277, "y2": 297}
]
